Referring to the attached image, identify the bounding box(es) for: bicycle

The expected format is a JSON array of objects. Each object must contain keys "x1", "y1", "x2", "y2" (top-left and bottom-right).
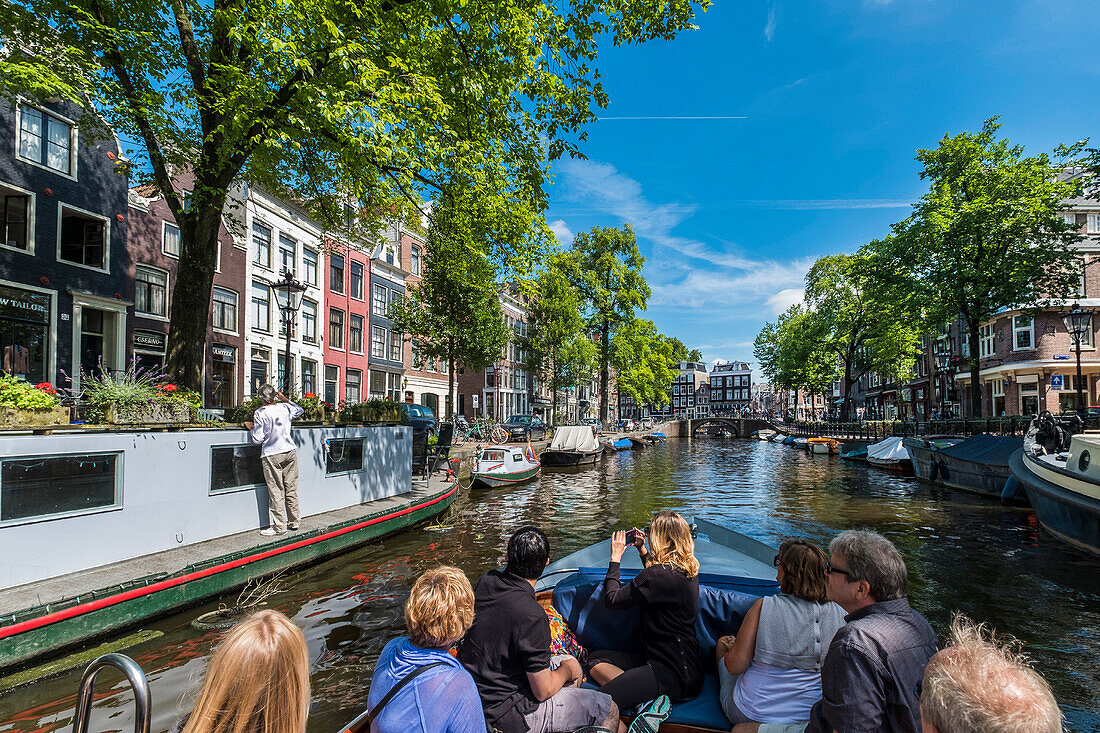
[{"x1": 455, "y1": 418, "x2": 507, "y2": 445}]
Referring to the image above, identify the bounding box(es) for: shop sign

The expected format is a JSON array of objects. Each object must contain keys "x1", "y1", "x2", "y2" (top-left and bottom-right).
[
  {"x1": 133, "y1": 330, "x2": 166, "y2": 352},
  {"x1": 212, "y1": 344, "x2": 236, "y2": 360},
  {"x1": 0, "y1": 285, "x2": 50, "y2": 323},
  {"x1": 1050, "y1": 374, "x2": 1064, "y2": 390}
]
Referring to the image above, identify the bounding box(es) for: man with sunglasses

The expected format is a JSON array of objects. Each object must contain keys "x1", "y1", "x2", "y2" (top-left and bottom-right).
[{"x1": 798, "y1": 530, "x2": 939, "y2": 733}]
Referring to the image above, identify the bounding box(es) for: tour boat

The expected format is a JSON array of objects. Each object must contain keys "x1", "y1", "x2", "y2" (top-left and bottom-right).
[
  {"x1": 1009, "y1": 417, "x2": 1100, "y2": 556},
  {"x1": 808, "y1": 437, "x2": 840, "y2": 455},
  {"x1": 471, "y1": 444, "x2": 541, "y2": 488},
  {"x1": 866, "y1": 436, "x2": 913, "y2": 471},
  {"x1": 906, "y1": 434, "x2": 1026, "y2": 504},
  {"x1": 541, "y1": 425, "x2": 605, "y2": 467},
  {"x1": 532, "y1": 517, "x2": 780, "y2": 732}
]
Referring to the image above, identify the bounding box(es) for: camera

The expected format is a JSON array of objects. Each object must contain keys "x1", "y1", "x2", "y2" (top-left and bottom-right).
[{"x1": 625, "y1": 528, "x2": 643, "y2": 546}]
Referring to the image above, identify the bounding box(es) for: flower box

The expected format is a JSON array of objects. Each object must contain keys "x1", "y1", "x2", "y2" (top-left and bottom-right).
[
  {"x1": 105, "y1": 402, "x2": 192, "y2": 425},
  {"x1": 0, "y1": 405, "x2": 71, "y2": 428}
]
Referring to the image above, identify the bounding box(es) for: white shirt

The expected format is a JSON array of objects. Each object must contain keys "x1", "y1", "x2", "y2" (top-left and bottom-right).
[{"x1": 249, "y1": 401, "x2": 304, "y2": 457}]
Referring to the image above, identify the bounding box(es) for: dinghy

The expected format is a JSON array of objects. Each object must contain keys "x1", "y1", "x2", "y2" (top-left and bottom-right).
[
  {"x1": 866, "y1": 436, "x2": 913, "y2": 471},
  {"x1": 808, "y1": 437, "x2": 840, "y2": 455},
  {"x1": 541, "y1": 425, "x2": 604, "y2": 467},
  {"x1": 471, "y1": 444, "x2": 540, "y2": 488}
]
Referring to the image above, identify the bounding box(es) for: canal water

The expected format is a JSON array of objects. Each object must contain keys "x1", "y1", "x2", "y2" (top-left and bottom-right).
[{"x1": 2, "y1": 439, "x2": 1099, "y2": 731}]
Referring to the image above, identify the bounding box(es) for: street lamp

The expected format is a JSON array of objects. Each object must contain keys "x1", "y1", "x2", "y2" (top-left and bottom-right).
[
  {"x1": 1062, "y1": 303, "x2": 1093, "y2": 418},
  {"x1": 935, "y1": 351, "x2": 950, "y2": 419},
  {"x1": 273, "y1": 269, "x2": 308, "y2": 395}
]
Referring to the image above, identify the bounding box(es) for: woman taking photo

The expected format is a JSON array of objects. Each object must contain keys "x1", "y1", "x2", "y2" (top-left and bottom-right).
[
  {"x1": 587, "y1": 510, "x2": 704, "y2": 721},
  {"x1": 175, "y1": 609, "x2": 310, "y2": 733},
  {"x1": 716, "y1": 539, "x2": 845, "y2": 726}
]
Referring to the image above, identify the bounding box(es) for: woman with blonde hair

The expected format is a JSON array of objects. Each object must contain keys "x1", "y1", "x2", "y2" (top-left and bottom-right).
[
  {"x1": 586, "y1": 510, "x2": 703, "y2": 723},
  {"x1": 715, "y1": 539, "x2": 845, "y2": 726},
  {"x1": 175, "y1": 609, "x2": 310, "y2": 733},
  {"x1": 366, "y1": 565, "x2": 484, "y2": 733}
]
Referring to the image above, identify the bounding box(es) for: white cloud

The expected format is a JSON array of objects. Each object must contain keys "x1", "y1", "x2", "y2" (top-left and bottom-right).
[
  {"x1": 548, "y1": 219, "x2": 573, "y2": 246},
  {"x1": 764, "y1": 7, "x2": 777, "y2": 42},
  {"x1": 766, "y1": 288, "x2": 805, "y2": 315}
]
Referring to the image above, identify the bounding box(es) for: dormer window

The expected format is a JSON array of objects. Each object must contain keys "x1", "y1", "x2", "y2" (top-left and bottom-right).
[{"x1": 17, "y1": 105, "x2": 75, "y2": 177}]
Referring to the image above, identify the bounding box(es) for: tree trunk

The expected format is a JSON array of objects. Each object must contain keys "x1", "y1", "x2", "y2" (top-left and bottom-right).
[
  {"x1": 842, "y1": 356, "x2": 854, "y2": 422},
  {"x1": 164, "y1": 205, "x2": 223, "y2": 392},
  {"x1": 599, "y1": 322, "x2": 610, "y2": 425},
  {"x1": 967, "y1": 321, "x2": 983, "y2": 417},
  {"x1": 550, "y1": 352, "x2": 558, "y2": 427},
  {"x1": 446, "y1": 350, "x2": 456, "y2": 419}
]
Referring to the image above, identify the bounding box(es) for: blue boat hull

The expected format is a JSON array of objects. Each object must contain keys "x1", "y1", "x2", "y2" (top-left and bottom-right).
[{"x1": 1009, "y1": 449, "x2": 1100, "y2": 556}]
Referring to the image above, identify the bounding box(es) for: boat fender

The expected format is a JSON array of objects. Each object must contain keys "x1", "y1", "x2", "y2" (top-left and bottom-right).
[
  {"x1": 928, "y1": 460, "x2": 939, "y2": 481},
  {"x1": 1001, "y1": 475, "x2": 1020, "y2": 502}
]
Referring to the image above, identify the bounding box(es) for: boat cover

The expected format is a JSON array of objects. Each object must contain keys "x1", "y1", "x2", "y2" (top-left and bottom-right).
[
  {"x1": 548, "y1": 425, "x2": 601, "y2": 452},
  {"x1": 868, "y1": 436, "x2": 910, "y2": 462},
  {"x1": 936, "y1": 434, "x2": 1023, "y2": 467}
]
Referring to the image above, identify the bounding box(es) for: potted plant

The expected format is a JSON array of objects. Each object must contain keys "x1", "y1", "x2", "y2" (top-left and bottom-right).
[
  {"x1": 0, "y1": 375, "x2": 69, "y2": 427},
  {"x1": 76, "y1": 362, "x2": 192, "y2": 425}
]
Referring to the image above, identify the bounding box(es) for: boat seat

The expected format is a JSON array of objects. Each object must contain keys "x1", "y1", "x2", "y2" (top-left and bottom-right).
[{"x1": 580, "y1": 673, "x2": 730, "y2": 730}]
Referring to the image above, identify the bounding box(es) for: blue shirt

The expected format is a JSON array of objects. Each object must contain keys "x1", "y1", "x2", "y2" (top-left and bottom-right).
[{"x1": 368, "y1": 637, "x2": 486, "y2": 733}]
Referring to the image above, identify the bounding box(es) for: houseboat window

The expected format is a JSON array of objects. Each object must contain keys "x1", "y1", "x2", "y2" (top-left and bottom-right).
[
  {"x1": 513, "y1": 453, "x2": 523, "y2": 462},
  {"x1": 326, "y1": 438, "x2": 364, "y2": 474},
  {"x1": 210, "y1": 445, "x2": 265, "y2": 493},
  {"x1": 481, "y1": 450, "x2": 505, "y2": 461},
  {"x1": 1079, "y1": 450, "x2": 1090, "y2": 472},
  {"x1": 1, "y1": 453, "x2": 119, "y2": 523}
]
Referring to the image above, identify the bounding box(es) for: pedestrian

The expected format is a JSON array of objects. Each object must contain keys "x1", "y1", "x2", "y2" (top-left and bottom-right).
[
  {"x1": 919, "y1": 614, "x2": 1061, "y2": 733},
  {"x1": 244, "y1": 384, "x2": 304, "y2": 536}
]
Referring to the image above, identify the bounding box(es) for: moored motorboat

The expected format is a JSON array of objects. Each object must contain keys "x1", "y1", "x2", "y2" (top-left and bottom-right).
[
  {"x1": 792, "y1": 437, "x2": 811, "y2": 449},
  {"x1": 840, "y1": 443, "x2": 868, "y2": 461},
  {"x1": 808, "y1": 437, "x2": 840, "y2": 455},
  {"x1": 540, "y1": 425, "x2": 604, "y2": 467},
  {"x1": 602, "y1": 436, "x2": 634, "y2": 452},
  {"x1": 866, "y1": 436, "x2": 913, "y2": 471},
  {"x1": 771, "y1": 433, "x2": 787, "y2": 443},
  {"x1": 782, "y1": 435, "x2": 796, "y2": 445},
  {"x1": 534, "y1": 517, "x2": 780, "y2": 732},
  {"x1": 753, "y1": 429, "x2": 776, "y2": 441},
  {"x1": 471, "y1": 444, "x2": 541, "y2": 488},
  {"x1": 643, "y1": 432, "x2": 667, "y2": 443},
  {"x1": 628, "y1": 436, "x2": 648, "y2": 450},
  {"x1": 907, "y1": 434, "x2": 1026, "y2": 504},
  {"x1": 1009, "y1": 414, "x2": 1100, "y2": 555}
]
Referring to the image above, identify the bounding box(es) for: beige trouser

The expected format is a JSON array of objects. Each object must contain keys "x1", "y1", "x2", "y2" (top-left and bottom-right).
[{"x1": 261, "y1": 449, "x2": 300, "y2": 532}]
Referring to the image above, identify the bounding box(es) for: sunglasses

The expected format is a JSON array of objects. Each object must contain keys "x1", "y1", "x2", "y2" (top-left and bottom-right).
[{"x1": 826, "y1": 560, "x2": 852, "y2": 577}]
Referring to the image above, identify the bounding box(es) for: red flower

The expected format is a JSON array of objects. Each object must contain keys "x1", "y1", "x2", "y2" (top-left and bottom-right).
[
  {"x1": 304, "y1": 392, "x2": 317, "y2": 399},
  {"x1": 35, "y1": 382, "x2": 58, "y2": 394},
  {"x1": 159, "y1": 384, "x2": 178, "y2": 392}
]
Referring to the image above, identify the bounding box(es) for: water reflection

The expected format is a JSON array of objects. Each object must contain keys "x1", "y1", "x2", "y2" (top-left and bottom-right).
[{"x1": 1, "y1": 439, "x2": 1097, "y2": 731}]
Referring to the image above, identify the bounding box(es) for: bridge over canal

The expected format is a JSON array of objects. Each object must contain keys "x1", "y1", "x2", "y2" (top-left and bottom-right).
[{"x1": 656, "y1": 417, "x2": 778, "y2": 438}]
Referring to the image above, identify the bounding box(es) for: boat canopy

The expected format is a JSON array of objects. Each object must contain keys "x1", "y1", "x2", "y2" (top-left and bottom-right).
[
  {"x1": 936, "y1": 434, "x2": 1022, "y2": 466},
  {"x1": 868, "y1": 436, "x2": 910, "y2": 462},
  {"x1": 549, "y1": 425, "x2": 601, "y2": 452}
]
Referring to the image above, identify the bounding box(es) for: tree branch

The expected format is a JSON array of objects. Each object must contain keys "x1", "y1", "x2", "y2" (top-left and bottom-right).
[{"x1": 168, "y1": 0, "x2": 206, "y2": 105}]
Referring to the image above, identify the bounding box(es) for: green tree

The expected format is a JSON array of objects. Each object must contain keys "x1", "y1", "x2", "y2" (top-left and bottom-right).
[
  {"x1": 754, "y1": 305, "x2": 838, "y2": 417},
  {"x1": 865, "y1": 119, "x2": 1085, "y2": 416},
  {"x1": 804, "y1": 253, "x2": 922, "y2": 420},
  {"x1": 523, "y1": 257, "x2": 588, "y2": 426},
  {"x1": 562, "y1": 225, "x2": 651, "y2": 424},
  {"x1": 388, "y1": 199, "x2": 509, "y2": 419},
  {"x1": 0, "y1": 0, "x2": 706, "y2": 389},
  {"x1": 687, "y1": 348, "x2": 704, "y2": 362},
  {"x1": 612, "y1": 319, "x2": 676, "y2": 413}
]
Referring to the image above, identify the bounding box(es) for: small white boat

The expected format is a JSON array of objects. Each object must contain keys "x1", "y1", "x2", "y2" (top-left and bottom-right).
[
  {"x1": 792, "y1": 437, "x2": 811, "y2": 449},
  {"x1": 471, "y1": 444, "x2": 541, "y2": 488},
  {"x1": 866, "y1": 436, "x2": 913, "y2": 471},
  {"x1": 754, "y1": 429, "x2": 776, "y2": 441},
  {"x1": 808, "y1": 437, "x2": 840, "y2": 455},
  {"x1": 771, "y1": 433, "x2": 787, "y2": 443}
]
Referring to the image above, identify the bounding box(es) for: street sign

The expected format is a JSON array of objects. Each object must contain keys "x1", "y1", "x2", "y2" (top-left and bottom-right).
[
  {"x1": 473, "y1": 395, "x2": 479, "y2": 408},
  {"x1": 1051, "y1": 375, "x2": 1064, "y2": 390},
  {"x1": 1053, "y1": 354, "x2": 1070, "y2": 360}
]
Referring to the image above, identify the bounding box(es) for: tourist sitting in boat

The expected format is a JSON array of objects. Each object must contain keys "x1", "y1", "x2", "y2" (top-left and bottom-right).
[
  {"x1": 366, "y1": 566, "x2": 484, "y2": 733},
  {"x1": 586, "y1": 510, "x2": 703, "y2": 721},
  {"x1": 170, "y1": 609, "x2": 310, "y2": 733},
  {"x1": 458, "y1": 526, "x2": 623, "y2": 733},
  {"x1": 714, "y1": 539, "x2": 845, "y2": 728}
]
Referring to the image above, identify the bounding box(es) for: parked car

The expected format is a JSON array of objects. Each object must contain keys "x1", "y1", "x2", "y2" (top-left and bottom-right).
[
  {"x1": 501, "y1": 414, "x2": 548, "y2": 442},
  {"x1": 403, "y1": 404, "x2": 438, "y2": 434},
  {"x1": 582, "y1": 417, "x2": 603, "y2": 434}
]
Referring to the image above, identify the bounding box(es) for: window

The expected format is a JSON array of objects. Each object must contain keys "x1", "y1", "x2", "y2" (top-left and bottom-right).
[
  {"x1": 135, "y1": 265, "x2": 168, "y2": 317},
  {"x1": 252, "y1": 222, "x2": 271, "y2": 268},
  {"x1": 324, "y1": 365, "x2": 339, "y2": 404},
  {"x1": 209, "y1": 445, "x2": 265, "y2": 493},
  {"x1": 303, "y1": 248, "x2": 318, "y2": 286},
  {"x1": 350, "y1": 314, "x2": 364, "y2": 353},
  {"x1": 301, "y1": 359, "x2": 316, "y2": 395},
  {"x1": 251, "y1": 282, "x2": 271, "y2": 332},
  {"x1": 350, "y1": 261, "x2": 364, "y2": 299},
  {"x1": 1020, "y1": 381, "x2": 1039, "y2": 415},
  {"x1": 979, "y1": 323, "x2": 995, "y2": 359},
  {"x1": 372, "y1": 326, "x2": 387, "y2": 358},
  {"x1": 1012, "y1": 315, "x2": 1033, "y2": 351},
  {"x1": 162, "y1": 221, "x2": 181, "y2": 257},
  {"x1": 209, "y1": 345, "x2": 236, "y2": 408},
  {"x1": 58, "y1": 206, "x2": 106, "y2": 269},
  {"x1": 17, "y1": 105, "x2": 74, "y2": 176},
  {"x1": 1, "y1": 452, "x2": 120, "y2": 524},
  {"x1": 278, "y1": 234, "x2": 296, "y2": 275},
  {"x1": 326, "y1": 438, "x2": 364, "y2": 474},
  {"x1": 373, "y1": 284, "x2": 388, "y2": 315},
  {"x1": 300, "y1": 299, "x2": 317, "y2": 343},
  {"x1": 330, "y1": 253, "x2": 345, "y2": 293},
  {"x1": 411, "y1": 246, "x2": 421, "y2": 275},
  {"x1": 1089, "y1": 213, "x2": 1100, "y2": 234},
  {"x1": 1, "y1": 189, "x2": 31, "y2": 252},
  {"x1": 390, "y1": 331, "x2": 402, "y2": 362},
  {"x1": 346, "y1": 369, "x2": 362, "y2": 403},
  {"x1": 370, "y1": 369, "x2": 387, "y2": 398},
  {"x1": 329, "y1": 308, "x2": 344, "y2": 349}
]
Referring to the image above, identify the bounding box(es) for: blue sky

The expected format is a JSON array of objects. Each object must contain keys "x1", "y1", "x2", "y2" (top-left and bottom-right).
[{"x1": 543, "y1": 0, "x2": 1100, "y2": 371}]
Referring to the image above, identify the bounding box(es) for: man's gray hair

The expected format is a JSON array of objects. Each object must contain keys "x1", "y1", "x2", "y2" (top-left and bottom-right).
[
  {"x1": 829, "y1": 529, "x2": 907, "y2": 602},
  {"x1": 258, "y1": 384, "x2": 277, "y2": 404},
  {"x1": 921, "y1": 615, "x2": 1062, "y2": 733}
]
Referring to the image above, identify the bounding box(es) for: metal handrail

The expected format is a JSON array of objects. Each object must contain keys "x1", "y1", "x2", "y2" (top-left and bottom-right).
[{"x1": 71, "y1": 653, "x2": 151, "y2": 733}]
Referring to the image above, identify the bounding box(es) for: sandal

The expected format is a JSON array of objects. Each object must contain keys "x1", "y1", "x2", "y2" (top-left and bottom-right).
[
  {"x1": 571, "y1": 728, "x2": 614, "y2": 733},
  {"x1": 627, "y1": 695, "x2": 671, "y2": 733}
]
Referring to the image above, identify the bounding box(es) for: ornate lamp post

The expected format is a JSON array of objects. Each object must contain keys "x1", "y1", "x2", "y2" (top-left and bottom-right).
[
  {"x1": 273, "y1": 270, "x2": 308, "y2": 395},
  {"x1": 935, "y1": 352, "x2": 950, "y2": 419},
  {"x1": 1062, "y1": 303, "x2": 1093, "y2": 418}
]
